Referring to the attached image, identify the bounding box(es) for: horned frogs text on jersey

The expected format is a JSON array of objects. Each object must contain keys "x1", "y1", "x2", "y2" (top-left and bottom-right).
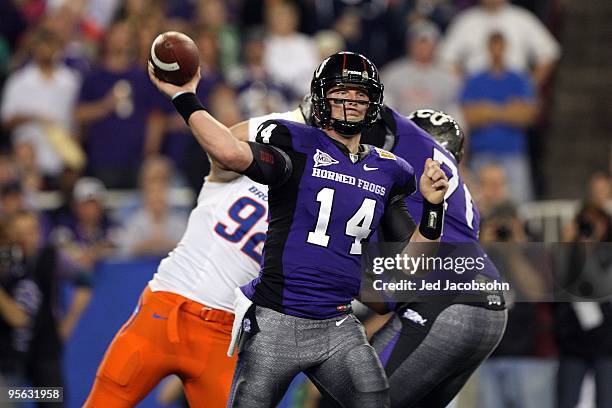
[
  {"x1": 240, "y1": 119, "x2": 416, "y2": 319},
  {"x1": 149, "y1": 176, "x2": 268, "y2": 312}
]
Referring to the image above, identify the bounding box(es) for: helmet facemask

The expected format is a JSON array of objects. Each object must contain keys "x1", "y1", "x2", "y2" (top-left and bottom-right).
[{"x1": 311, "y1": 53, "x2": 384, "y2": 137}]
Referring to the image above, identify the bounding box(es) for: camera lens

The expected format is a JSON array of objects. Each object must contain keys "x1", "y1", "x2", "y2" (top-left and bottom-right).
[{"x1": 495, "y1": 225, "x2": 512, "y2": 241}]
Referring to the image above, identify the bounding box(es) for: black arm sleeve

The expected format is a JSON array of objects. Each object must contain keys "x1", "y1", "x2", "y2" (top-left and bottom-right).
[
  {"x1": 242, "y1": 142, "x2": 293, "y2": 187},
  {"x1": 379, "y1": 195, "x2": 417, "y2": 242}
]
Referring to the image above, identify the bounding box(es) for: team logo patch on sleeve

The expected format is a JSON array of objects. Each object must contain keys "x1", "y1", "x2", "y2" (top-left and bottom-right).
[
  {"x1": 374, "y1": 147, "x2": 396, "y2": 160},
  {"x1": 313, "y1": 149, "x2": 340, "y2": 168}
]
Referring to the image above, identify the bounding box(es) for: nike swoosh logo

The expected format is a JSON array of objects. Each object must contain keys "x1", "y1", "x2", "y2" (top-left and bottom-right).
[
  {"x1": 363, "y1": 164, "x2": 378, "y2": 171},
  {"x1": 335, "y1": 316, "x2": 349, "y2": 326},
  {"x1": 152, "y1": 313, "x2": 168, "y2": 320}
]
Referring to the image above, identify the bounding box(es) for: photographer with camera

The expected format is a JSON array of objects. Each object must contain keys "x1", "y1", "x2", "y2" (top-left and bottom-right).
[
  {"x1": 0, "y1": 220, "x2": 30, "y2": 389},
  {"x1": 2, "y1": 210, "x2": 93, "y2": 406},
  {"x1": 478, "y1": 201, "x2": 556, "y2": 408},
  {"x1": 555, "y1": 171, "x2": 612, "y2": 408}
]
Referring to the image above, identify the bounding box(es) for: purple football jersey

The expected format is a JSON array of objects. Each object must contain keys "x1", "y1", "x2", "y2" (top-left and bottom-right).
[
  {"x1": 381, "y1": 109, "x2": 500, "y2": 280},
  {"x1": 241, "y1": 120, "x2": 416, "y2": 319}
]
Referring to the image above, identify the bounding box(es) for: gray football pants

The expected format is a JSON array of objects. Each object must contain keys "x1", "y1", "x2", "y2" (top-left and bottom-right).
[
  {"x1": 371, "y1": 304, "x2": 507, "y2": 408},
  {"x1": 227, "y1": 306, "x2": 390, "y2": 407}
]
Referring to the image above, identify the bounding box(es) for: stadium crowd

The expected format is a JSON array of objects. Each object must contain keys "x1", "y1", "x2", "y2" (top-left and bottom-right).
[{"x1": 0, "y1": 0, "x2": 610, "y2": 407}]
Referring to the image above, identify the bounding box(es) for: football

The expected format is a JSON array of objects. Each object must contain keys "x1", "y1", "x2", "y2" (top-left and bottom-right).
[{"x1": 149, "y1": 31, "x2": 199, "y2": 86}]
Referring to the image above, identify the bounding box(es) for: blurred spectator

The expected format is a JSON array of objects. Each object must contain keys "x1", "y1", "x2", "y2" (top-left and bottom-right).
[
  {"x1": 337, "y1": 1, "x2": 395, "y2": 67},
  {"x1": 439, "y1": 0, "x2": 561, "y2": 88},
  {"x1": 333, "y1": 7, "x2": 364, "y2": 56},
  {"x1": 555, "y1": 201, "x2": 612, "y2": 408},
  {"x1": 136, "y1": 9, "x2": 165, "y2": 69},
  {"x1": 5, "y1": 210, "x2": 92, "y2": 394},
  {"x1": 0, "y1": 36, "x2": 12, "y2": 87},
  {"x1": 195, "y1": 0, "x2": 240, "y2": 73},
  {"x1": 474, "y1": 163, "x2": 510, "y2": 218},
  {"x1": 461, "y1": 32, "x2": 538, "y2": 202},
  {"x1": 44, "y1": 168, "x2": 81, "y2": 235},
  {"x1": 263, "y1": 1, "x2": 319, "y2": 97},
  {"x1": 78, "y1": 0, "x2": 122, "y2": 39},
  {"x1": 0, "y1": 181, "x2": 26, "y2": 219},
  {"x1": 114, "y1": 154, "x2": 179, "y2": 223},
  {"x1": 313, "y1": 30, "x2": 346, "y2": 62},
  {"x1": 1, "y1": 26, "x2": 81, "y2": 187},
  {"x1": 74, "y1": 19, "x2": 164, "y2": 188},
  {"x1": 228, "y1": 28, "x2": 293, "y2": 119},
  {"x1": 0, "y1": 153, "x2": 16, "y2": 186},
  {"x1": 50, "y1": 177, "x2": 116, "y2": 271},
  {"x1": 0, "y1": 1, "x2": 27, "y2": 56},
  {"x1": 1, "y1": 176, "x2": 52, "y2": 237},
  {"x1": 115, "y1": 0, "x2": 163, "y2": 31},
  {"x1": 12, "y1": 140, "x2": 43, "y2": 193},
  {"x1": 402, "y1": 0, "x2": 458, "y2": 32},
  {"x1": 43, "y1": 4, "x2": 94, "y2": 75},
  {"x1": 585, "y1": 171, "x2": 611, "y2": 210},
  {"x1": 118, "y1": 181, "x2": 187, "y2": 258},
  {"x1": 208, "y1": 85, "x2": 243, "y2": 128},
  {"x1": 195, "y1": 28, "x2": 226, "y2": 101},
  {"x1": 139, "y1": 154, "x2": 173, "y2": 187},
  {"x1": 479, "y1": 202, "x2": 556, "y2": 408},
  {"x1": 0, "y1": 219, "x2": 29, "y2": 387},
  {"x1": 107, "y1": 0, "x2": 165, "y2": 67},
  {"x1": 381, "y1": 20, "x2": 464, "y2": 125},
  {"x1": 562, "y1": 203, "x2": 612, "y2": 247}
]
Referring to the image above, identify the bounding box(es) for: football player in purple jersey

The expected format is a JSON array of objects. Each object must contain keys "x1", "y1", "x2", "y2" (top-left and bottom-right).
[
  {"x1": 149, "y1": 52, "x2": 448, "y2": 407},
  {"x1": 239, "y1": 105, "x2": 508, "y2": 407},
  {"x1": 367, "y1": 109, "x2": 507, "y2": 408}
]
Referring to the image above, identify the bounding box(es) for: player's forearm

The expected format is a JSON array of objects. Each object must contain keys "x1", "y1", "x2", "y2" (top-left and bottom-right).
[
  {"x1": 208, "y1": 121, "x2": 243, "y2": 178},
  {"x1": 229, "y1": 119, "x2": 251, "y2": 142},
  {"x1": 188, "y1": 110, "x2": 253, "y2": 171}
]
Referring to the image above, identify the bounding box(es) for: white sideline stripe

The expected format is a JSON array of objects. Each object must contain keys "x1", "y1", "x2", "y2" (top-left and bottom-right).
[{"x1": 150, "y1": 37, "x2": 180, "y2": 71}]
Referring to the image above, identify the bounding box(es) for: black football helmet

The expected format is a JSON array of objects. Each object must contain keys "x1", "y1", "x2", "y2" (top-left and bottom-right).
[
  {"x1": 311, "y1": 52, "x2": 384, "y2": 136},
  {"x1": 408, "y1": 109, "x2": 465, "y2": 163}
]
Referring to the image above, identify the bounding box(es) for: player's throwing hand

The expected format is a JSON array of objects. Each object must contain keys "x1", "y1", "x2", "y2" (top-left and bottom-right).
[
  {"x1": 419, "y1": 158, "x2": 448, "y2": 204},
  {"x1": 148, "y1": 61, "x2": 201, "y2": 99}
]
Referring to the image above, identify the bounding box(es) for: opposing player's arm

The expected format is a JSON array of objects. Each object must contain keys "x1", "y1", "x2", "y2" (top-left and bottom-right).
[{"x1": 229, "y1": 120, "x2": 250, "y2": 142}]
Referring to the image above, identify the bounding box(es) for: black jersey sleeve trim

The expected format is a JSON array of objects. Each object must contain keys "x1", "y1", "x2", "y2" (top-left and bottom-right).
[
  {"x1": 243, "y1": 142, "x2": 293, "y2": 187},
  {"x1": 255, "y1": 120, "x2": 294, "y2": 151}
]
